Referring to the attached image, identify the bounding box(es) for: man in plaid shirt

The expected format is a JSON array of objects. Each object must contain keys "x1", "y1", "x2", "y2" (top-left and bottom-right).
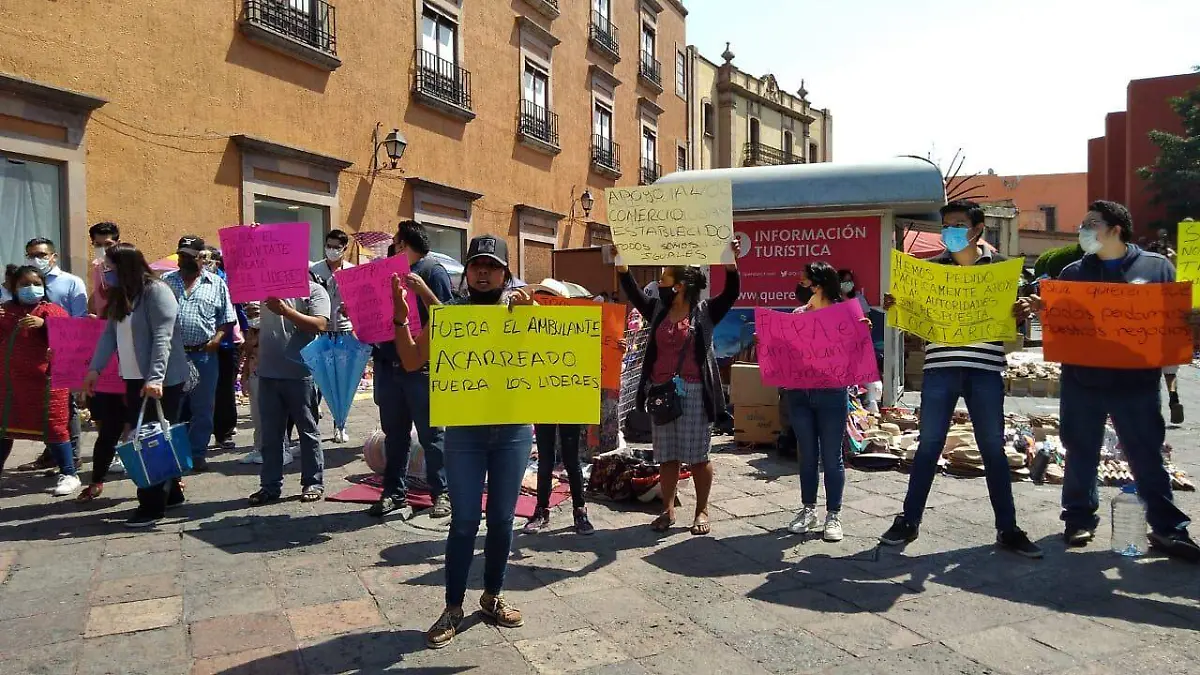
[{"x1": 163, "y1": 235, "x2": 236, "y2": 472}]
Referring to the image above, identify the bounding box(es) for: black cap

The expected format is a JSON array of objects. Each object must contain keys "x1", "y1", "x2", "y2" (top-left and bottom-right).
[
  {"x1": 177, "y1": 235, "x2": 205, "y2": 256},
  {"x1": 465, "y1": 235, "x2": 508, "y2": 267}
]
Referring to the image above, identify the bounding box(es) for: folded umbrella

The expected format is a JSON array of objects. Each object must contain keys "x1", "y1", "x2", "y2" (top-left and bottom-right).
[{"x1": 300, "y1": 333, "x2": 371, "y2": 431}]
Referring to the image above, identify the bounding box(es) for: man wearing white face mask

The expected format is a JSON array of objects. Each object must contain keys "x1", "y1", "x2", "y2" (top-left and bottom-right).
[
  {"x1": 879, "y1": 200, "x2": 1042, "y2": 558},
  {"x1": 308, "y1": 229, "x2": 354, "y2": 443},
  {"x1": 1028, "y1": 200, "x2": 1198, "y2": 561}
]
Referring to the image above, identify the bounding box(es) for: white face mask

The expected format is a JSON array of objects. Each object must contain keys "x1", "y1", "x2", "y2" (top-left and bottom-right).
[
  {"x1": 1078, "y1": 228, "x2": 1103, "y2": 255},
  {"x1": 26, "y1": 256, "x2": 51, "y2": 273},
  {"x1": 840, "y1": 281, "x2": 854, "y2": 294},
  {"x1": 93, "y1": 246, "x2": 106, "y2": 262},
  {"x1": 248, "y1": 317, "x2": 260, "y2": 329},
  {"x1": 325, "y1": 247, "x2": 344, "y2": 262}
]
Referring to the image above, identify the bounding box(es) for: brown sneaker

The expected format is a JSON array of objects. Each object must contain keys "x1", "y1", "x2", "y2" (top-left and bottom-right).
[
  {"x1": 425, "y1": 608, "x2": 464, "y2": 649},
  {"x1": 479, "y1": 593, "x2": 523, "y2": 628}
]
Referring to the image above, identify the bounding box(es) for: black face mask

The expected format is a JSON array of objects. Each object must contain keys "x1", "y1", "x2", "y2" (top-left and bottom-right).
[
  {"x1": 179, "y1": 258, "x2": 200, "y2": 274},
  {"x1": 467, "y1": 286, "x2": 504, "y2": 305},
  {"x1": 795, "y1": 285, "x2": 814, "y2": 304},
  {"x1": 657, "y1": 284, "x2": 677, "y2": 305}
]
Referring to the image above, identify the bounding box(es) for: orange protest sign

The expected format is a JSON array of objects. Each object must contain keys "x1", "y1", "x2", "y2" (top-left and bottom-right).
[
  {"x1": 535, "y1": 296, "x2": 626, "y2": 389},
  {"x1": 1040, "y1": 280, "x2": 1194, "y2": 369}
]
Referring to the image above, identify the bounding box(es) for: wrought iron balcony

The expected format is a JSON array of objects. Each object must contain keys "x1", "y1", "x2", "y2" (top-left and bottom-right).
[
  {"x1": 639, "y1": 51, "x2": 662, "y2": 90},
  {"x1": 591, "y1": 135, "x2": 621, "y2": 175},
  {"x1": 240, "y1": 0, "x2": 339, "y2": 70},
  {"x1": 413, "y1": 48, "x2": 474, "y2": 120},
  {"x1": 640, "y1": 160, "x2": 661, "y2": 185},
  {"x1": 743, "y1": 142, "x2": 804, "y2": 167},
  {"x1": 589, "y1": 11, "x2": 620, "y2": 62},
  {"x1": 518, "y1": 100, "x2": 560, "y2": 152}
]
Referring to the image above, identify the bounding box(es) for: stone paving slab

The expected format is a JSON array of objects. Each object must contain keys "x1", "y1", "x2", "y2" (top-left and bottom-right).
[{"x1": 1, "y1": 368, "x2": 1199, "y2": 674}]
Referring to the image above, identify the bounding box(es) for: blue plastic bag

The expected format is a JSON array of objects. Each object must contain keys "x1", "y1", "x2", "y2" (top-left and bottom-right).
[{"x1": 115, "y1": 398, "x2": 192, "y2": 489}]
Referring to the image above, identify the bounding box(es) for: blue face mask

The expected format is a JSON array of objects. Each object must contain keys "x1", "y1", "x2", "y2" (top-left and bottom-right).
[
  {"x1": 17, "y1": 285, "x2": 45, "y2": 305},
  {"x1": 941, "y1": 226, "x2": 972, "y2": 253},
  {"x1": 103, "y1": 270, "x2": 118, "y2": 287}
]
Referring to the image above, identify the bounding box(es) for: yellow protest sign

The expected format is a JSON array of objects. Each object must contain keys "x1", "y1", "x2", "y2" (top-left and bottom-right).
[
  {"x1": 429, "y1": 305, "x2": 602, "y2": 427},
  {"x1": 886, "y1": 249, "x2": 1022, "y2": 346},
  {"x1": 1175, "y1": 220, "x2": 1200, "y2": 308},
  {"x1": 606, "y1": 179, "x2": 734, "y2": 266}
]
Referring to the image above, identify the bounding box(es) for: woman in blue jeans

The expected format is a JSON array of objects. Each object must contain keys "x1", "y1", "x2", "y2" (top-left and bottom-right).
[
  {"x1": 784, "y1": 262, "x2": 864, "y2": 542},
  {"x1": 392, "y1": 235, "x2": 533, "y2": 650}
]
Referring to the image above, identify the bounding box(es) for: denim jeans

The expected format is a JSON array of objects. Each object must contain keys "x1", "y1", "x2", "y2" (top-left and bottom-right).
[
  {"x1": 258, "y1": 377, "x2": 323, "y2": 495},
  {"x1": 180, "y1": 351, "x2": 220, "y2": 460},
  {"x1": 902, "y1": 367, "x2": 1017, "y2": 532},
  {"x1": 375, "y1": 359, "x2": 446, "y2": 499},
  {"x1": 124, "y1": 380, "x2": 185, "y2": 517},
  {"x1": 533, "y1": 424, "x2": 585, "y2": 510},
  {"x1": 0, "y1": 439, "x2": 75, "y2": 476},
  {"x1": 1059, "y1": 377, "x2": 1190, "y2": 535},
  {"x1": 785, "y1": 388, "x2": 848, "y2": 512},
  {"x1": 443, "y1": 424, "x2": 532, "y2": 607}
]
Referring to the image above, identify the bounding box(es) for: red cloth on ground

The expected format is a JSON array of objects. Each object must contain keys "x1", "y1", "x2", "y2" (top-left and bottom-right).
[{"x1": 0, "y1": 300, "x2": 71, "y2": 442}]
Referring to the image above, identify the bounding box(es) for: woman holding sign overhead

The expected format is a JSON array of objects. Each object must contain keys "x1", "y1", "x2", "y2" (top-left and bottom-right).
[
  {"x1": 0, "y1": 264, "x2": 79, "y2": 495},
  {"x1": 391, "y1": 234, "x2": 534, "y2": 650},
  {"x1": 616, "y1": 240, "x2": 741, "y2": 536}
]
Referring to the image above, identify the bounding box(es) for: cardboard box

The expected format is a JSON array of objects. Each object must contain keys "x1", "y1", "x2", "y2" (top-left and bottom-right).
[
  {"x1": 734, "y1": 404, "x2": 781, "y2": 445},
  {"x1": 730, "y1": 363, "x2": 779, "y2": 406}
]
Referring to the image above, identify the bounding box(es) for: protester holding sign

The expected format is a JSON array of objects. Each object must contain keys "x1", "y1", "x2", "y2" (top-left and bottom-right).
[
  {"x1": 84, "y1": 243, "x2": 192, "y2": 527},
  {"x1": 390, "y1": 234, "x2": 534, "y2": 650},
  {"x1": 880, "y1": 200, "x2": 1042, "y2": 558},
  {"x1": 769, "y1": 262, "x2": 874, "y2": 543},
  {"x1": 368, "y1": 221, "x2": 454, "y2": 522},
  {"x1": 1028, "y1": 201, "x2": 1199, "y2": 562},
  {"x1": 0, "y1": 265, "x2": 79, "y2": 496},
  {"x1": 617, "y1": 239, "x2": 741, "y2": 536}
]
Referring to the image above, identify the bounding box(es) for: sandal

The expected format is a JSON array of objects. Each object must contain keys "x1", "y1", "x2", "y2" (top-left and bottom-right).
[
  {"x1": 75, "y1": 483, "x2": 103, "y2": 504},
  {"x1": 691, "y1": 513, "x2": 711, "y2": 536},
  {"x1": 300, "y1": 486, "x2": 324, "y2": 503},
  {"x1": 650, "y1": 512, "x2": 676, "y2": 532},
  {"x1": 248, "y1": 490, "x2": 280, "y2": 506}
]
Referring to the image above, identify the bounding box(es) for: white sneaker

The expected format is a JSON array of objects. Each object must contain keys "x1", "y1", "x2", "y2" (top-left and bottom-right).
[
  {"x1": 823, "y1": 512, "x2": 844, "y2": 542},
  {"x1": 239, "y1": 450, "x2": 263, "y2": 465},
  {"x1": 335, "y1": 429, "x2": 349, "y2": 443},
  {"x1": 788, "y1": 506, "x2": 819, "y2": 534},
  {"x1": 111, "y1": 456, "x2": 126, "y2": 474},
  {"x1": 282, "y1": 448, "x2": 295, "y2": 466},
  {"x1": 53, "y1": 474, "x2": 82, "y2": 496}
]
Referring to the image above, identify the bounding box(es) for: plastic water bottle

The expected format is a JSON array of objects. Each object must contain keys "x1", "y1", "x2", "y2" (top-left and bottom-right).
[{"x1": 1110, "y1": 484, "x2": 1147, "y2": 557}]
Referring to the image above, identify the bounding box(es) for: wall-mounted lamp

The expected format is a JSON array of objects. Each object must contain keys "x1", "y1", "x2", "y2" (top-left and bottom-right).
[
  {"x1": 580, "y1": 189, "x2": 595, "y2": 218},
  {"x1": 372, "y1": 123, "x2": 408, "y2": 173}
]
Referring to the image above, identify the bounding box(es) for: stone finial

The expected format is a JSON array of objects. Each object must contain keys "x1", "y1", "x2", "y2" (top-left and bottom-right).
[
  {"x1": 798, "y1": 78, "x2": 808, "y2": 100},
  {"x1": 721, "y1": 42, "x2": 735, "y2": 64}
]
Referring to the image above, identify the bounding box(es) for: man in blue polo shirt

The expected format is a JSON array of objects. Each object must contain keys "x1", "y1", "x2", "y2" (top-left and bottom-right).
[{"x1": 164, "y1": 236, "x2": 236, "y2": 472}]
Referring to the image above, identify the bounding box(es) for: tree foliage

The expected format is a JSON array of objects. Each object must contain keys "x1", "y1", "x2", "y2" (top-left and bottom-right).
[
  {"x1": 1033, "y1": 243, "x2": 1083, "y2": 279},
  {"x1": 1136, "y1": 79, "x2": 1200, "y2": 233}
]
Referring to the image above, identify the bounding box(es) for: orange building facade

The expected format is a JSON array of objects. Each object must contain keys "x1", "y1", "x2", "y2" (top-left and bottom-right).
[
  {"x1": 969, "y1": 172, "x2": 1087, "y2": 233},
  {"x1": 0, "y1": 0, "x2": 688, "y2": 283},
  {"x1": 1087, "y1": 71, "x2": 1200, "y2": 236}
]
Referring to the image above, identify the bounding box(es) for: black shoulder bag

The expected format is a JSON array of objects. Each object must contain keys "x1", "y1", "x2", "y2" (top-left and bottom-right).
[{"x1": 644, "y1": 315, "x2": 695, "y2": 426}]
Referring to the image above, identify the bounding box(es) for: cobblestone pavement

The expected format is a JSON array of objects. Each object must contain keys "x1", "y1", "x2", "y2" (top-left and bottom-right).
[{"x1": 1, "y1": 367, "x2": 1198, "y2": 675}]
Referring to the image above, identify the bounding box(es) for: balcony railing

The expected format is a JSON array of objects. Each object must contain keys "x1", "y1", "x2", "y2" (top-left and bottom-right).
[
  {"x1": 639, "y1": 51, "x2": 662, "y2": 88},
  {"x1": 589, "y1": 11, "x2": 620, "y2": 60},
  {"x1": 414, "y1": 48, "x2": 473, "y2": 112},
  {"x1": 743, "y1": 142, "x2": 805, "y2": 167},
  {"x1": 243, "y1": 0, "x2": 337, "y2": 54},
  {"x1": 592, "y1": 135, "x2": 621, "y2": 173},
  {"x1": 518, "y1": 100, "x2": 559, "y2": 148},
  {"x1": 640, "y1": 160, "x2": 661, "y2": 185}
]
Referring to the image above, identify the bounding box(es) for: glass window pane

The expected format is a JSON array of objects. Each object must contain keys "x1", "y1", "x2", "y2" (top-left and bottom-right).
[
  {"x1": 252, "y1": 195, "x2": 328, "y2": 261},
  {"x1": 422, "y1": 223, "x2": 466, "y2": 262},
  {"x1": 0, "y1": 153, "x2": 63, "y2": 270}
]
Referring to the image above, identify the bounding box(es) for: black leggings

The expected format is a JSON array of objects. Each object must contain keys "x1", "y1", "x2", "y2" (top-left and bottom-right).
[
  {"x1": 87, "y1": 392, "x2": 129, "y2": 484},
  {"x1": 533, "y1": 424, "x2": 585, "y2": 510},
  {"x1": 213, "y1": 347, "x2": 240, "y2": 441}
]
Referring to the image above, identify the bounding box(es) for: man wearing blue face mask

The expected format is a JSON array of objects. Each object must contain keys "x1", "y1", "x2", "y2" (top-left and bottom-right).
[
  {"x1": 879, "y1": 200, "x2": 1043, "y2": 559},
  {"x1": 1027, "y1": 200, "x2": 1198, "y2": 562}
]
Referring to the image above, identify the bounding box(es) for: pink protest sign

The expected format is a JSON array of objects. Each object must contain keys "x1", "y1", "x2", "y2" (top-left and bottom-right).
[
  {"x1": 218, "y1": 223, "x2": 311, "y2": 303},
  {"x1": 755, "y1": 302, "x2": 879, "y2": 389},
  {"x1": 47, "y1": 317, "x2": 125, "y2": 394},
  {"x1": 334, "y1": 256, "x2": 421, "y2": 345}
]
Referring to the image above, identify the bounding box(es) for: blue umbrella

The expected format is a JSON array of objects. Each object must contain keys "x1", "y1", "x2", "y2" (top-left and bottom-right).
[{"x1": 300, "y1": 333, "x2": 371, "y2": 430}]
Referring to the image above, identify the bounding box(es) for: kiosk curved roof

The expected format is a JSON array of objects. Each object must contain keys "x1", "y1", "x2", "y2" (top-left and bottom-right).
[{"x1": 656, "y1": 157, "x2": 946, "y2": 214}]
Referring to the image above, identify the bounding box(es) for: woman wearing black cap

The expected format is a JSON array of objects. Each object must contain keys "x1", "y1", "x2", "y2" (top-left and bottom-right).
[{"x1": 391, "y1": 234, "x2": 534, "y2": 650}]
